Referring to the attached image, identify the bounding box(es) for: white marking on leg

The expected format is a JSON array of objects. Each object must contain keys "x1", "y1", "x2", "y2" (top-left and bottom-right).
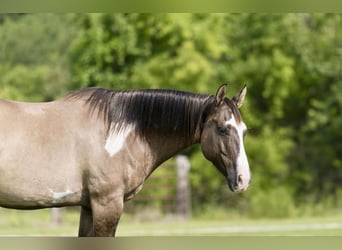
[{"x1": 104, "y1": 125, "x2": 133, "y2": 157}]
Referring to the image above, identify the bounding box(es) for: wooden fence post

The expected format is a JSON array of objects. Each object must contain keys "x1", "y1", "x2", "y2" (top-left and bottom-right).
[
  {"x1": 175, "y1": 155, "x2": 191, "y2": 220},
  {"x1": 51, "y1": 207, "x2": 62, "y2": 226}
]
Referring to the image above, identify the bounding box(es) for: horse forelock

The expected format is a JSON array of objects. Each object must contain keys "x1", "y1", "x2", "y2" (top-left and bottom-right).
[
  {"x1": 224, "y1": 98, "x2": 242, "y2": 124},
  {"x1": 69, "y1": 87, "x2": 212, "y2": 140}
]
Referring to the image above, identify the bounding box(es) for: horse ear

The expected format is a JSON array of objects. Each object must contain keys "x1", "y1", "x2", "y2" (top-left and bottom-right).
[
  {"x1": 233, "y1": 85, "x2": 247, "y2": 108},
  {"x1": 215, "y1": 84, "x2": 227, "y2": 105}
]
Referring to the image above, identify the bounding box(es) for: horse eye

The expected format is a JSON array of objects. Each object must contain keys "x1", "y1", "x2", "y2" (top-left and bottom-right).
[{"x1": 218, "y1": 126, "x2": 229, "y2": 136}]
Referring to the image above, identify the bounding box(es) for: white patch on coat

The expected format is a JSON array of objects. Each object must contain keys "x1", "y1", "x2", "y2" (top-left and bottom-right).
[
  {"x1": 225, "y1": 116, "x2": 250, "y2": 190},
  {"x1": 49, "y1": 188, "x2": 74, "y2": 202},
  {"x1": 104, "y1": 125, "x2": 134, "y2": 157}
]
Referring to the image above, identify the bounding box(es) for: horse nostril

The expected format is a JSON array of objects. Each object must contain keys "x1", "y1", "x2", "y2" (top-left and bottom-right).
[{"x1": 238, "y1": 174, "x2": 243, "y2": 185}]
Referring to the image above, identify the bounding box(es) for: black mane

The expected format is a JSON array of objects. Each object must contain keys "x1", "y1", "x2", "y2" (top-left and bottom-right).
[{"x1": 68, "y1": 87, "x2": 214, "y2": 139}]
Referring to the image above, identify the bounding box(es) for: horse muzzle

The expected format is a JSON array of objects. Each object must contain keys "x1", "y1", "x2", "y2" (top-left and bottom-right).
[{"x1": 227, "y1": 171, "x2": 251, "y2": 192}]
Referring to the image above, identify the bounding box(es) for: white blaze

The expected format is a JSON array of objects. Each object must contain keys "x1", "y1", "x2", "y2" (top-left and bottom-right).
[
  {"x1": 225, "y1": 116, "x2": 250, "y2": 190},
  {"x1": 104, "y1": 125, "x2": 133, "y2": 157}
]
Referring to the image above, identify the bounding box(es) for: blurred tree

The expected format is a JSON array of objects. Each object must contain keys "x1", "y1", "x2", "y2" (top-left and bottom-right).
[
  {"x1": 69, "y1": 13, "x2": 228, "y2": 93},
  {"x1": 285, "y1": 14, "x2": 342, "y2": 200},
  {"x1": 0, "y1": 13, "x2": 79, "y2": 101}
]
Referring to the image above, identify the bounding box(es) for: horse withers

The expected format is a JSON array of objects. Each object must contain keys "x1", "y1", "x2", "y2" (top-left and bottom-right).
[{"x1": 0, "y1": 84, "x2": 250, "y2": 236}]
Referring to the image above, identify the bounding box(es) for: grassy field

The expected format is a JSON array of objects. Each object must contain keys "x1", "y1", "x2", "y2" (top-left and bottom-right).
[{"x1": 1, "y1": 208, "x2": 342, "y2": 236}]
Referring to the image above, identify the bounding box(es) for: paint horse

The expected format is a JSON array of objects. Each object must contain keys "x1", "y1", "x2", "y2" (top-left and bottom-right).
[{"x1": 0, "y1": 84, "x2": 250, "y2": 236}]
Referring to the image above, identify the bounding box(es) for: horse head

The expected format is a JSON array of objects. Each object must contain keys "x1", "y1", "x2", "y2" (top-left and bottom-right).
[{"x1": 201, "y1": 84, "x2": 250, "y2": 192}]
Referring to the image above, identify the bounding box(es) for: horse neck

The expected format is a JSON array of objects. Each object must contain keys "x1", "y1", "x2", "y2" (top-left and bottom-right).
[
  {"x1": 146, "y1": 131, "x2": 196, "y2": 168},
  {"x1": 146, "y1": 96, "x2": 211, "y2": 168}
]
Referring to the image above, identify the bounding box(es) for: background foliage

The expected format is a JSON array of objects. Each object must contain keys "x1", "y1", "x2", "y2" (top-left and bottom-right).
[{"x1": 0, "y1": 13, "x2": 341, "y2": 218}]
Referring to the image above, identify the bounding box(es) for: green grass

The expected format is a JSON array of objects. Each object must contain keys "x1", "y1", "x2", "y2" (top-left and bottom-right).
[
  {"x1": 0, "y1": 208, "x2": 79, "y2": 236},
  {"x1": 1, "y1": 208, "x2": 342, "y2": 236},
  {"x1": 118, "y1": 214, "x2": 342, "y2": 236}
]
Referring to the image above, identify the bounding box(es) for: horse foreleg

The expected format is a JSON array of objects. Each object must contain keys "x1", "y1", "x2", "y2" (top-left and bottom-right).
[
  {"x1": 78, "y1": 206, "x2": 95, "y2": 237},
  {"x1": 91, "y1": 195, "x2": 124, "y2": 237}
]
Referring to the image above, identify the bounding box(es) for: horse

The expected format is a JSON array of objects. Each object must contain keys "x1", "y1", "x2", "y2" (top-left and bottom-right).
[{"x1": 0, "y1": 84, "x2": 250, "y2": 236}]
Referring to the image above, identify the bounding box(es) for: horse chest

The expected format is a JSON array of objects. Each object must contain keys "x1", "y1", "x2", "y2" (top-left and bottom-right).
[
  {"x1": 122, "y1": 160, "x2": 148, "y2": 201},
  {"x1": 124, "y1": 183, "x2": 144, "y2": 201},
  {"x1": 102, "y1": 128, "x2": 152, "y2": 198}
]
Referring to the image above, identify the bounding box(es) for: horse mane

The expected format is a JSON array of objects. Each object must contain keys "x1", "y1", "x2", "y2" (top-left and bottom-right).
[{"x1": 67, "y1": 87, "x2": 214, "y2": 139}]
